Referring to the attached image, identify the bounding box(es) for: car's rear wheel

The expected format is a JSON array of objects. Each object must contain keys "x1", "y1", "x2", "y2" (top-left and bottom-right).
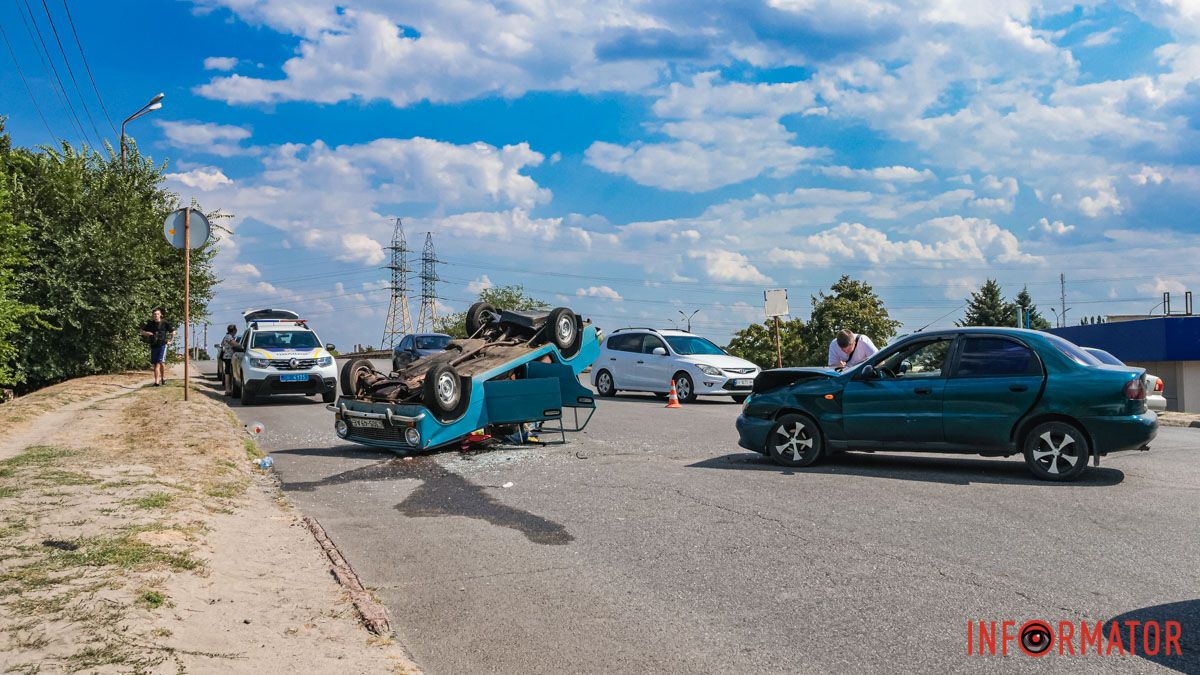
[
  {"x1": 339, "y1": 358, "x2": 375, "y2": 398},
  {"x1": 767, "y1": 414, "x2": 822, "y2": 467},
  {"x1": 423, "y1": 363, "x2": 463, "y2": 418},
  {"x1": 465, "y1": 302, "x2": 497, "y2": 338},
  {"x1": 1022, "y1": 421, "x2": 1090, "y2": 481},
  {"x1": 595, "y1": 369, "x2": 616, "y2": 397},
  {"x1": 673, "y1": 372, "x2": 697, "y2": 403},
  {"x1": 546, "y1": 307, "x2": 581, "y2": 357}
]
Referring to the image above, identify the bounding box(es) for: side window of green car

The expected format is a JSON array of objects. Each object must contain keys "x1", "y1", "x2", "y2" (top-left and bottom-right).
[
  {"x1": 956, "y1": 337, "x2": 1042, "y2": 377},
  {"x1": 878, "y1": 339, "x2": 953, "y2": 378}
]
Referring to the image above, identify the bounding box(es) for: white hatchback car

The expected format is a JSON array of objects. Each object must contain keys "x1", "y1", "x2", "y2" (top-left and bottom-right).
[{"x1": 591, "y1": 328, "x2": 760, "y2": 403}]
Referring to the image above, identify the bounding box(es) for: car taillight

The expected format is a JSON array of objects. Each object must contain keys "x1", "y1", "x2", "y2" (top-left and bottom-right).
[
  {"x1": 1155, "y1": 379, "x2": 1164, "y2": 393},
  {"x1": 1124, "y1": 378, "x2": 1146, "y2": 400}
]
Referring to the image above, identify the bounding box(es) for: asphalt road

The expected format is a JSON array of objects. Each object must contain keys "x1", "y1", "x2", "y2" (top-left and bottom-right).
[{"x1": 195, "y1": 362, "x2": 1199, "y2": 673}]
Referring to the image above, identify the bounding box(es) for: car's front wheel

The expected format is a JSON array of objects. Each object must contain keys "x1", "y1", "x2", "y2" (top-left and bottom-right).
[
  {"x1": 1023, "y1": 421, "x2": 1090, "y2": 481},
  {"x1": 767, "y1": 414, "x2": 823, "y2": 467},
  {"x1": 594, "y1": 369, "x2": 616, "y2": 397},
  {"x1": 673, "y1": 372, "x2": 697, "y2": 403}
]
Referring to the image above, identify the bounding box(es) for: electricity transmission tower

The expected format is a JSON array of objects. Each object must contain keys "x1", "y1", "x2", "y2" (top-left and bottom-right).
[
  {"x1": 381, "y1": 218, "x2": 413, "y2": 349},
  {"x1": 416, "y1": 232, "x2": 440, "y2": 332}
]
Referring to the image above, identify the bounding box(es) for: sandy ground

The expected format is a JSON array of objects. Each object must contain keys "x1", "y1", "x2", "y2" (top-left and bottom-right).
[{"x1": 0, "y1": 366, "x2": 419, "y2": 673}]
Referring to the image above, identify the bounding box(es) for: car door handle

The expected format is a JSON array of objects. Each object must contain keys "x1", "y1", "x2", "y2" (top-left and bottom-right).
[
  {"x1": 1009, "y1": 384, "x2": 1028, "y2": 392},
  {"x1": 636, "y1": 360, "x2": 645, "y2": 364},
  {"x1": 609, "y1": 357, "x2": 616, "y2": 361},
  {"x1": 913, "y1": 386, "x2": 932, "y2": 395}
]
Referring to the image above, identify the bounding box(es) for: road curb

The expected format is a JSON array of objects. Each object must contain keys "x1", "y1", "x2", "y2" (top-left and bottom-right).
[
  {"x1": 1158, "y1": 417, "x2": 1200, "y2": 429},
  {"x1": 302, "y1": 515, "x2": 396, "y2": 637}
]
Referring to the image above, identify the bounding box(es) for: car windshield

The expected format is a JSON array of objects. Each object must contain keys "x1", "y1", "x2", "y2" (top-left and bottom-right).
[
  {"x1": 1045, "y1": 335, "x2": 1102, "y2": 366},
  {"x1": 251, "y1": 331, "x2": 320, "y2": 350},
  {"x1": 664, "y1": 335, "x2": 726, "y2": 356},
  {"x1": 415, "y1": 335, "x2": 451, "y2": 350},
  {"x1": 1083, "y1": 348, "x2": 1124, "y2": 366}
]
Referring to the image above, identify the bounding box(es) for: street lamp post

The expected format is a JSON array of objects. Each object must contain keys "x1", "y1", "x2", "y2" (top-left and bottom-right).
[
  {"x1": 120, "y1": 93, "x2": 165, "y2": 163},
  {"x1": 679, "y1": 310, "x2": 700, "y2": 332}
]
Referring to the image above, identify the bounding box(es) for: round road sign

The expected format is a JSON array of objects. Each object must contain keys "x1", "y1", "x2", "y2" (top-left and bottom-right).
[{"x1": 163, "y1": 208, "x2": 212, "y2": 249}]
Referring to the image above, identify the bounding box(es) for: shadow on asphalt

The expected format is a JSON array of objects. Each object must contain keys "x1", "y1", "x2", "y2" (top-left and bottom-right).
[
  {"x1": 280, "y1": 454, "x2": 573, "y2": 545},
  {"x1": 1107, "y1": 599, "x2": 1199, "y2": 672},
  {"x1": 688, "y1": 452, "x2": 1126, "y2": 486},
  {"x1": 600, "y1": 393, "x2": 742, "y2": 405}
]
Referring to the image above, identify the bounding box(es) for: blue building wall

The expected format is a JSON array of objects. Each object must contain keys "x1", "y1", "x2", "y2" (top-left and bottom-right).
[{"x1": 1049, "y1": 316, "x2": 1200, "y2": 362}]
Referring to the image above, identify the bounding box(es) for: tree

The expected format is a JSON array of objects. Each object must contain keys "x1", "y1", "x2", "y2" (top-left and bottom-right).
[
  {"x1": 0, "y1": 162, "x2": 44, "y2": 387},
  {"x1": 958, "y1": 279, "x2": 1015, "y2": 327},
  {"x1": 726, "y1": 317, "x2": 807, "y2": 369},
  {"x1": 434, "y1": 284, "x2": 550, "y2": 338},
  {"x1": 1013, "y1": 286, "x2": 1051, "y2": 330},
  {"x1": 0, "y1": 125, "x2": 218, "y2": 391},
  {"x1": 799, "y1": 276, "x2": 901, "y2": 365}
]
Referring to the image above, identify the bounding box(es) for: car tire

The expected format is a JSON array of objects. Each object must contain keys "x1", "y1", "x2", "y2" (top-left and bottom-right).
[
  {"x1": 231, "y1": 373, "x2": 242, "y2": 398},
  {"x1": 546, "y1": 307, "x2": 581, "y2": 357},
  {"x1": 339, "y1": 358, "x2": 375, "y2": 398},
  {"x1": 242, "y1": 385, "x2": 256, "y2": 406},
  {"x1": 321, "y1": 390, "x2": 336, "y2": 404},
  {"x1": 465, "y1": 302, "x2": 497, "y2": 338},
  {"x1": 423, "y1": 363, "x2": 464, "y2": 419},
  {"x1": 673, "y1": 372, "x2": 697, "y2": 403},
  {"x1": 767, "y1": 413, "x2": 823, "y2": 467},
  {"x1": 1022, "y1": 421, "x2": 1090, "y2": 481},
  {"x1": 595, "y1": 369, "x2": 616, "y2": 397},
  {"x1": 731, "y1": 394, "x2": 748, "y2": 404}
]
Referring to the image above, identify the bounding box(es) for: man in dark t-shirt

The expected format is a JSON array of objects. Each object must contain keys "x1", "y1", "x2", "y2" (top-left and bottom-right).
[{"x1": 139, "y1": 307, "x2": 176, "y2": 386}]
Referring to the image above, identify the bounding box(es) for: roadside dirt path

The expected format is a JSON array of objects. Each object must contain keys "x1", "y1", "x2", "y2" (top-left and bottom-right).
[{"x1": 0, "y1": 368, "x2": 420, "y2": 673}]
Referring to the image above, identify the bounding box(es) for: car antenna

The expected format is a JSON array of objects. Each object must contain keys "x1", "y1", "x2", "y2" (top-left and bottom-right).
[{"x1": 913, "y1": 301, "x2": 968, "y2": 333}]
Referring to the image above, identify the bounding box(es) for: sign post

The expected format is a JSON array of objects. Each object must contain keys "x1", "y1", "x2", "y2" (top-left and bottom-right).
[
  {"x1": 764, "y1": 289, "x2": 790, "y2": 369},
  {"x1": 163, "y1": 207, "x2": 211, "y2": 402}
]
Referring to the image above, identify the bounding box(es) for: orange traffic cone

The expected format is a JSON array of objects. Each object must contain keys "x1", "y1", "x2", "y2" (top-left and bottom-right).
[{"x1": 665, "y1": 380, "x2": 682, "y2": 408}]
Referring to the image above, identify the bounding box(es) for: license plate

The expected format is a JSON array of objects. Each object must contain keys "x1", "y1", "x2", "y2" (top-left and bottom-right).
[
  {"x1": 349, "y1": 418, "x2": 385, "y2": 429},
  {"x1": 734, "y1": 379, "x2": 754, "y2": 387},
  {"x1": 279, "y1": 373, "x2": 309, "y2": 382}
]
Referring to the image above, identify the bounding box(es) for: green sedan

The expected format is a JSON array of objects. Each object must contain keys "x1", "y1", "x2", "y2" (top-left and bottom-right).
[{"x1": 735, "y1": 328, "x2": 1157, "y2": 481}]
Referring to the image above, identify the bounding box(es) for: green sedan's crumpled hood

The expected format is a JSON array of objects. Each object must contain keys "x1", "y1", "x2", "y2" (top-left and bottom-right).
[{"x1": 753, "y1": 367, "x2": 839, "y2": 394}]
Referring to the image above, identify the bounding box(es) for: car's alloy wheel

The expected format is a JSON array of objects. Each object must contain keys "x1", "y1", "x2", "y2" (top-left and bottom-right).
[
  {"x1": 1023, "y1": 421, "x2": 1089, "y2": 481},
  {"x1": 422, "y1": 362, "x2": 464, "y2": 420},
  {"x1": 595, "y1": 370, "x2": 616, "y2": 397},
  {"x1": 674, "y1": 373, "x2": 697, "y2": 403},
  {"x1": 767, "y1": 414, "x2": 822, "y2": 467}
]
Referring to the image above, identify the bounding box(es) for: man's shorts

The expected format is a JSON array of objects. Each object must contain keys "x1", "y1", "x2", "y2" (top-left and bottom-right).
[{"x1": 150, "y1": 344, "x2": 168, "y2": 365}]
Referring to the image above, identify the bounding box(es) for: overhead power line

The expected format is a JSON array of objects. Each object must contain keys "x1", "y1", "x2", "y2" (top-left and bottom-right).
[
  {"x1": 59, "y1": 0, "x2": 116, "y2": 134},
  {"x1": 37, "y1": 0, "x2": 103, "y2": 142},
  {"x1": 14, "y1": 0, "x2": 91, "y2": 144},
  {"x1": 0, "y1": 21, "x2": 57, "y2": 138}
]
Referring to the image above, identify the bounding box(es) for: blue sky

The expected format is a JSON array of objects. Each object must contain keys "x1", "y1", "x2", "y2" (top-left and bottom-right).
[{"x1": 4, "y1": 0, "x2": 1200, "y2": 348}]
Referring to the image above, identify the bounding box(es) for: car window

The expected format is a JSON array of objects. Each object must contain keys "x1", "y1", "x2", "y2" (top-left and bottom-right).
[
  {"x1": 251, "y1": 331, "x2": 320, "y2": 349},
  {"x1": 957, "y1": 337, "x2": 1042, "y2": 377},
  {"x1": 1044, "y1": 335, "x2": 1101, "y2": 366},
  {"x1": 415, "y1": 335, "x2": 450, "y2": 350},
  {"x1": 399, "y1": 336, "x2": 412, "y2": 350},
  {"x1": 642, "y1": 336, "x2": 667, "y2": 354},
  {"x1": 664, "y1": 335, "x2": 726, "y2": 355},
  {"x1": 606, "y1": 334, "x2": 640, "y2": 352},
  {"x1": 876, "y1": 338, "x2": 952, "y2": 378},
  {"x1": 1083, "y1": 348, "x2": 1124, "y2": 366}
]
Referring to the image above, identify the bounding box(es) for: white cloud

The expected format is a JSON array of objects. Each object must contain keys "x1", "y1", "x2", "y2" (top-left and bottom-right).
[
  {"x1": 1081, "y1": 27, "x2": 1119, "y2": 48},
  {"x1": 1078, "y1": 177, "x2": 1123, "y2": 217},
  {"x1": 586, "y1": 118, "x2": 826, "y2": 191},
  {"x1": 203, "y1": 56, "x2": 239, "y2": 71},
  {"x1": 337, "y1": 233, "x2": 384, "y2": 265},
  {"x1": 576, "y1": 285, "x2": 623, "y2": 300},
  {"x1": 1130, "y1": 166, "x2": 1166, "y2": 185},
  {"x1": 1035, "y1": 217, "x2": 1075, "y2": 236},
  {"x1": 466, "y1": 275, "x2": 493, "y2": 293},
  {"x1": 819, "y1": 165, "x2": 936, "y2": 183},
  {"x1": 156, "y1": 120, "x2": 253, "y2": 157},
  {"x1": 686, "y1": 250, "x2": 772, "y2": 284},
  {"x1": 231, "y1": 262, "x2": 261, "y2": 277},
  {"x1": 164, "y1": 167, "x2": 233, "y2": 191}
]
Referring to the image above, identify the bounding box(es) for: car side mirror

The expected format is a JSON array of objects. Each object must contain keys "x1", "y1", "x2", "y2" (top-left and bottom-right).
[
  {"x1": 325, "y1": 343, "x2": 336, "y2": 352},
  {"x1": 652, "y1": 347, "x2": 667, "y2": 356}
]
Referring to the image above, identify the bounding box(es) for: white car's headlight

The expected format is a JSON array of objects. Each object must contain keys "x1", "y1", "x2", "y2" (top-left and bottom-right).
[
  {"x1": 317, "y1": 356, "x2": 333, "y2": 367},
  {"x1": 698, "y1": 364, "x2": 722, "y2": 377},
  {"x1": 249, "y1": 358, "x2": 271, "y2": 368}
]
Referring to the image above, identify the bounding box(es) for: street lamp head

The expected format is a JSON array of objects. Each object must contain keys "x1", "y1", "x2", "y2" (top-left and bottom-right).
[
  {"x1": 150, "y1": 92, "x2": 165, "y2": 104},
  {"x1": 147, "y1": 102, "x2": 163, "y2": 111}
]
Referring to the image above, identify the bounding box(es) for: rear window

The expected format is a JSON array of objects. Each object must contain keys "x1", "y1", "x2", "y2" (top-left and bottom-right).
[
  {"x1": 606, "y1": 334, "x2": 641, "y2": 352},
  {"x1": 1083, "y1": 348, "x2": 1124, "y2": 366},
  {"x1": 956, "y1": 337, "x2": 1042, "y2": 377},
  {"x1": 1044, "y1": 334, "x2": 1102, "y2": 366}
]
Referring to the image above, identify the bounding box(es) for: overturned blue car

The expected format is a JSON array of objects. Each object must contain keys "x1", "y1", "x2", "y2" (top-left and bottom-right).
[{"x1": 331, "y1": 304, "x2": 600, "y2": 452}]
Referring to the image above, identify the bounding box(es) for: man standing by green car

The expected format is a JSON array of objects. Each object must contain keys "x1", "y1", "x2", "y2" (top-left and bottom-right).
[{"x1": 827, "y1": 329, "x2": 877, "y2": 370}]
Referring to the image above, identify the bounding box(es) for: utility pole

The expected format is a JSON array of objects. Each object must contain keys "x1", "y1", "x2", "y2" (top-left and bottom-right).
[
  {"x1": 416, "y1": 233, "x2": 440, "y2": 332},
  {"x1": 381, "y1": 218, "x2": 414, "y2": 349},
  {"x1": 1060, "y1": 273, "x2": 1067, "y2": 329}
]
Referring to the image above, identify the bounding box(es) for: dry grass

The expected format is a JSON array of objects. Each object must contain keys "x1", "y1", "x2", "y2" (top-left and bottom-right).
[{"x1": 0, "y1": 372, "x2": 150, "y2": 430}]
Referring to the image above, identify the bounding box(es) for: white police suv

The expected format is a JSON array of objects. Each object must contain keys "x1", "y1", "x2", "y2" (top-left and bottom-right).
[
  {"x1": 231, "y1": 309, "x2": 338, "y2": 405},
  {"x1": 590, "y1": 327, "x2": 760, "y2": 403}
]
